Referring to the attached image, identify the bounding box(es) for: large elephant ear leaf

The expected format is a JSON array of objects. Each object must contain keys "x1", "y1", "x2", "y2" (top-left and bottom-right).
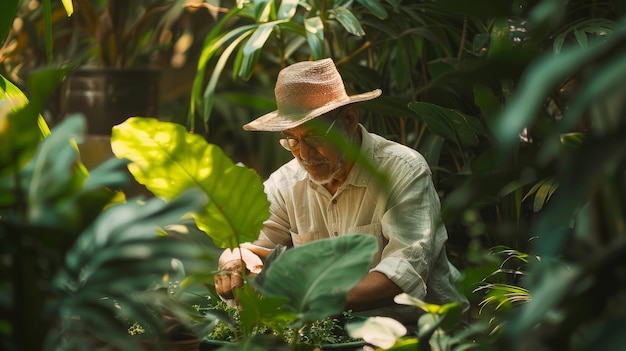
[
  {"x1": 110, "y1": 117, "x2": 270, "y2": 249},
  {"x1": 254, "y1": 235, "x2": 377, "y2": 327}
]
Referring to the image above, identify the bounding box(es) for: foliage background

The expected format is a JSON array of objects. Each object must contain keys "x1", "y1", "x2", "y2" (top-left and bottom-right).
[{"x1": 2, "y1": 0, "x2": 626, "y2": 350}]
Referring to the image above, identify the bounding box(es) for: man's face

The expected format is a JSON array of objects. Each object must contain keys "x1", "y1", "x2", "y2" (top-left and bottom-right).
[{"x1": 279, "y1": 111, "x2": 347, "y2": 185}]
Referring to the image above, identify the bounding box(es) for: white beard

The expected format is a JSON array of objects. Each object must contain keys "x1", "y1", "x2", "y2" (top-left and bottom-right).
[{"x1": 301, "y1": 156, "x2": 345, "y2": 186}]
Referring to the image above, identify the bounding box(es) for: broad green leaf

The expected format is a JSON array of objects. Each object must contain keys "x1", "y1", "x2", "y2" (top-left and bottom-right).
[
  {"x1": 61, "y1": 190, "x2": 208, "y2": 278},
  {"x1": 111, "y1": 117, "x2": 270, "y2": 249},
  {"x1": 26, "y1": 115, "x2": 87, "y2": 227},
  {"x1": 356, "y1": 0, "x2": 388, "y2": 19},
  {"x1": 332, "y1": 7, "x2": 366, "y2": 37},
  {"x1": 256, "y1": 235, "x2": 377, "y2": 326},
  {"x1": 236, "y1": 284, "x2": 294, "y2": 336},
  {"x1": 408, "y1": 102, "x2": 486, "y2": 150}
]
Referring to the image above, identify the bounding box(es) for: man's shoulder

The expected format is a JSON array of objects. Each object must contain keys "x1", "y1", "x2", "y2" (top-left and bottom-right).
[{"x1": 365, "y1": 130, "x2": 428, "y2": 170}]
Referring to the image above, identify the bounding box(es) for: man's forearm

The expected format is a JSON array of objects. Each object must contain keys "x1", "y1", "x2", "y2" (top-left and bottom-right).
[{"x1": 345, "y1": 271, "x2": 403, "y2": 311}]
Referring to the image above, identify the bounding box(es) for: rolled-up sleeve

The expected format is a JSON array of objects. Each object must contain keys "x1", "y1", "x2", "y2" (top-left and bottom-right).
[{"x1": 371, "y1": 159, "x2": 447, "y2": 299}]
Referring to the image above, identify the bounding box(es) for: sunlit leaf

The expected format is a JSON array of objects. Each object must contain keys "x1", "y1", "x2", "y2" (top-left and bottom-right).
[
  {"x1": 304, "y1": 16, "x2": 325, "y2": 59},
  {"x1": 205, "y1": 27, "x2": 255, "y2": 127},
  {"x1": 111, "y1": 118, "x2": 270, "y2": 249},
  {"x1": 190, "y1": 6, "x2": 245, "y2": 130},
  {"x1": 277, "y1": 0, "x2": 299, "y2": 20},
  {"x1": 253, "y1": 0, "x2": 274, "y2": 22},
  {"x1": 61, "y1": 0, "x2": 74, "y2": 16},
  {"x1": 346, "y1": 316, "x2": 406, "y2": 348},
  {"x1": 0, "y1": 74, "x2": 53, "y2": 175}
]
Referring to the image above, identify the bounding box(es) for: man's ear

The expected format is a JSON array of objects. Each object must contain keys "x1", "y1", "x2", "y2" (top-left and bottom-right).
[{"x1": 343, "y1": 105, "x2": 360, "y2": 132}]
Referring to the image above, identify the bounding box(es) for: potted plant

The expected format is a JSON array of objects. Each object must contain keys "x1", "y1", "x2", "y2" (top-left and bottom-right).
[{"x1": 57, "y1": 0, "x2": 189, "y2": 136}]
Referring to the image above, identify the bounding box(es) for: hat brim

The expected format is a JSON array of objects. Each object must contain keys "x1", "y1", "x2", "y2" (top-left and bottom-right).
[{"x1": 243, "y1": 89, "x2": 382, "y2": 132}]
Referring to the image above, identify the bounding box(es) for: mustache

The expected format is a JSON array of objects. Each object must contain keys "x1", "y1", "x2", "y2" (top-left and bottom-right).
[{"x1": 301, "y1": 158, "x2": 329, "y2": 166}]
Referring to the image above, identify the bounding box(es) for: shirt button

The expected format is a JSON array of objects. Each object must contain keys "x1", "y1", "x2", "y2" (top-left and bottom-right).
[
  {"x1": 333, "y1": 231, "x2": 338, "y2": 236},
  {"x1": 332, "y1": 199, "x2": 337, "y2": 204}
]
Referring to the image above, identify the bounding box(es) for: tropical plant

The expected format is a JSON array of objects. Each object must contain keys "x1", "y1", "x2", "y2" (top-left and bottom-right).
[
  {"x1": 0, "y1": 85, "x2": 214, "y2": 351},
  {"x1": 110, "y1": 116, "x2": 381, "y2": 350}
]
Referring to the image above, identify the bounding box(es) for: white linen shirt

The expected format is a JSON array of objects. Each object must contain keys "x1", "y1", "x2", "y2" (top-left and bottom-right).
[{"x1": 255, "y1": 125, "x2": 467, "y2": 318}]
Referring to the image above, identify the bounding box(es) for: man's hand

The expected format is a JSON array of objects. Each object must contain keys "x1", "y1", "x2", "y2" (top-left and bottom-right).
[
  {"x1": 214, "y1": 259, "x2": 246, "y2": 300},
  {"x1": 214, "y1": 247, "x2": 265, "y2": 300}
]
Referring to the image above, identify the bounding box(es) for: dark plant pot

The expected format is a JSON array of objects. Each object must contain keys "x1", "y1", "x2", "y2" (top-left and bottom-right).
[
  {"x1": 61, "y1": 67, "x2": 160, "y2": 135},
  {"x1": 59, "y1": 67, "x2": 159, "y2": 197}
]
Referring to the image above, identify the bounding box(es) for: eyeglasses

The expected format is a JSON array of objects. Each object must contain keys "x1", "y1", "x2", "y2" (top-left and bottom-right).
[{"x1": 278, "y1": 118, "x2": 338, "y2": 151}]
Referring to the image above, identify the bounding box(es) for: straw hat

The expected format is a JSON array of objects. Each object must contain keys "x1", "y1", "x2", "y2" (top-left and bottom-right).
[{"x1": 243, "y1": 58, "x2": 381, "y2": 131}]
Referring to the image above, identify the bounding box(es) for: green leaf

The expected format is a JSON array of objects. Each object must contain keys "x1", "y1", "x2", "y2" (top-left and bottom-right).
[
  {"x1": 243, "y1": 22, "x2": 279, "y2": 56},
  {"x1": 61, "y1": 0, "x2": 74, "y2": 16},
  {"x1": 253, "y1": 0, "x2": 275, "y2": 22},
  {"x1": 494, "y1": 25, "x2": 625, "y2": 155},
  {"x1": 189, "y1": 6, "x2": 245, "y2": 130},
  {"x1": 206, "y1": 27, "x2": 255, "y2": 122},
  {"x1": 473, "y1": 85, "x2": 500, "y2": 131},
  {"x1": 0, "y1": 0, "x2": 20, "y2": 45},
  {"x1": 304, "y1": 17, "x2": 325, "y2": 59},
  {"x1": 25, "y1": 115, "x2": 87, "y2": 227},
  {"x1": 488, "y1": 17, "x2": 512, "y2": 58},
  {"x1": 111, "y1": 117, "x2": 270, "y2": 249},
  {"x1": 277, "y1": 0, "x2": 299, "y2": 20},
  {"x1": 356, "y1": 0, "x2": 388, "y2": 19},
  {"x1": 332, "y1": 8, "x2": 366, "y2": 37},
  {"x1": 0, "y1": 74, "x2": 52, "y2": 176},
  {"x1": 236, "y1": 284, "x2": 294, "y2": 336},
  {"x1": 408, "y1": 102, "x2": 486, "y2": 151},
  {"x1": 255, "y1": 235, "x2": 377, "y2": 326}
]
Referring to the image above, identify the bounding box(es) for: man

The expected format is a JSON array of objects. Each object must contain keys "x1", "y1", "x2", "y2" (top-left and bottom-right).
[{"x1": 214, "y1": 58, "x2": 468, "y2": 323}]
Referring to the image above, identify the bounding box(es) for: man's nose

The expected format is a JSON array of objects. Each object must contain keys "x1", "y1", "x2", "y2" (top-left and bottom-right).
[{"x1": 298, "y1": 142, "x2": 315, "y2": 159}]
